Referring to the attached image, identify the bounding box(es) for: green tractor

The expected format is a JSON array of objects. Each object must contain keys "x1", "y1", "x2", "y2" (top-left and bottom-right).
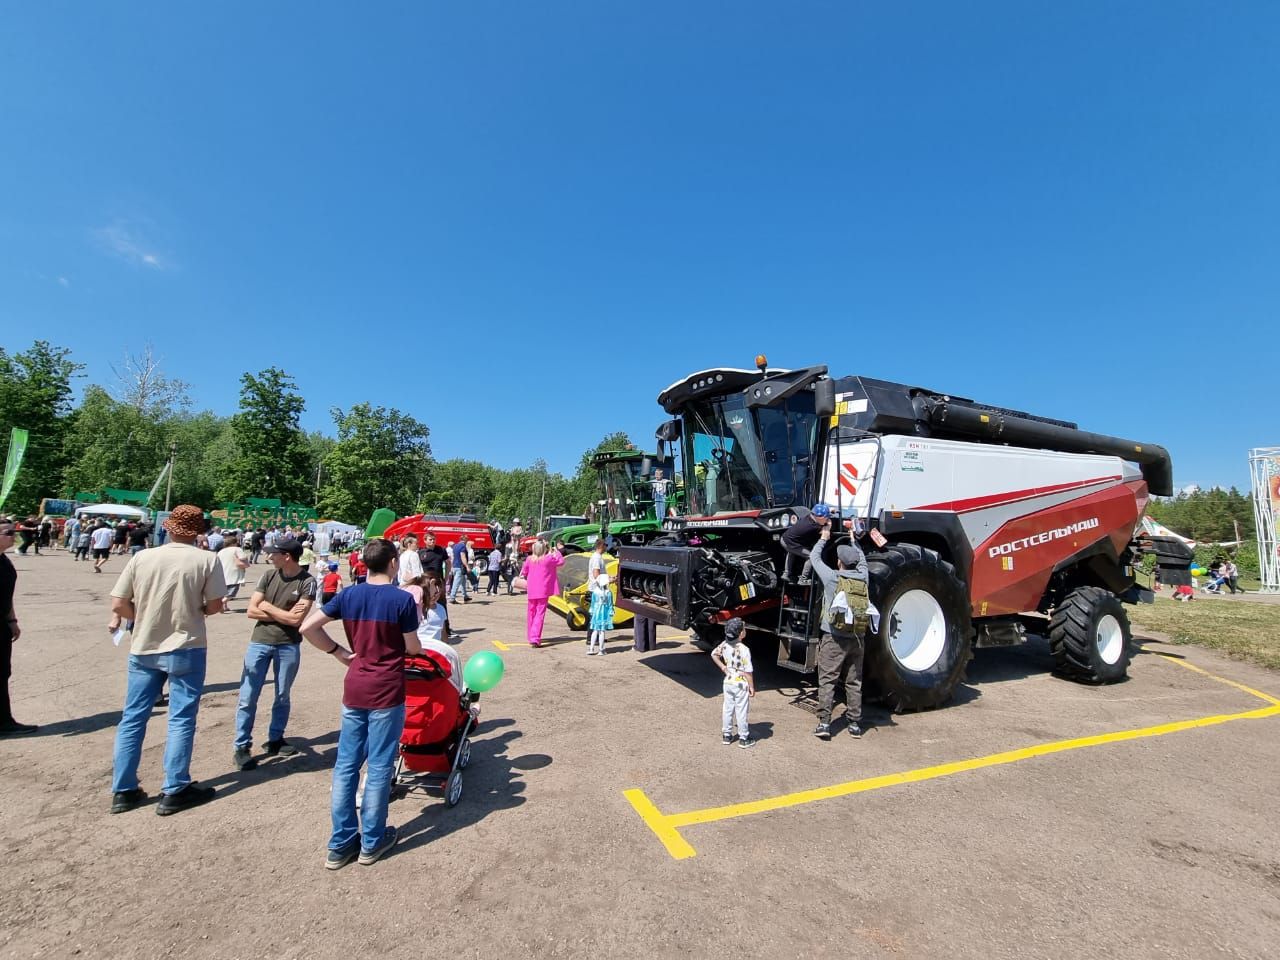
[
  {"x1": 560, "y1": 449, "x2": 680, "y2": 554},
  {"x1": 546, "y1": 449, "x2": 682, "y2": 631}
]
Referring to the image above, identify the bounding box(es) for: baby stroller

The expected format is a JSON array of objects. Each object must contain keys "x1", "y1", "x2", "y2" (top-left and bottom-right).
[{"x1": 392, "y1": 651, "x2": 477, "y2": 807}]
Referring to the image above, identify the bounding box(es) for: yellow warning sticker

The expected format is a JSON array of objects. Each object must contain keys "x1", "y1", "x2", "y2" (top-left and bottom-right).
[{"x1": 1001, "y1": 557, "x2": 1014, "y2": 571}]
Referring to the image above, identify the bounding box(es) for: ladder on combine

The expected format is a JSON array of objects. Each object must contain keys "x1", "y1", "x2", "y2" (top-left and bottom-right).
[{"x1": 775, "y1": 579, "x2": 820, "y2": 673}]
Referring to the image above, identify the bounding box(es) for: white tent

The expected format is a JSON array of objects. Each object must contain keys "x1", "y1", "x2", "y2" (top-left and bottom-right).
[
  {"x1": 1139, "y1": 516, "x2": 1195, "y2": 547},
  {"x1": 76, "y1": 503, "x2": 148, "y2": 519},
  {"x1": 310, "y1": 520, "x2": 361, "y2": 536}
]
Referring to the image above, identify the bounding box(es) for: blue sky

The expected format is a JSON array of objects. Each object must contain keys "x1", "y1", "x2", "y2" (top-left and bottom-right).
[{"x1": 2, "y1": 2, "x2": 1276, "y2": 491}]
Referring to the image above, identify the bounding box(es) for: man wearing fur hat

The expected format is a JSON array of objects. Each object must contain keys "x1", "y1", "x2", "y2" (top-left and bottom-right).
[{"x1": 108, "y1": 505, "x2": 228, "y2": 816}]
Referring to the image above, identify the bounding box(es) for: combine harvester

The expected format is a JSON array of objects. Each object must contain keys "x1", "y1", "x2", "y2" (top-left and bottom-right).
[
  {"x1": 545, "y1": 448, "x2": 683, "y2": 632},
  {"x1": 617, "y1": 358, "x2": 1172, "y2": 711}
]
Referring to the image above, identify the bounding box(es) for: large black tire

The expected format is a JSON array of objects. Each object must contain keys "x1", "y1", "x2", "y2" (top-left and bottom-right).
[
  {"x1": 1048, "y1": 586, "x2": 1133, "y2": 684},
  {"x1": 864, "y1": 543, "x2": 973, "y2": 712}
]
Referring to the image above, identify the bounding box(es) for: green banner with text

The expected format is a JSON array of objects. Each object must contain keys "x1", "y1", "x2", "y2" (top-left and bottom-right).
[{"x1": 0, "y1": 427, "x2": 29, "y2": 511}]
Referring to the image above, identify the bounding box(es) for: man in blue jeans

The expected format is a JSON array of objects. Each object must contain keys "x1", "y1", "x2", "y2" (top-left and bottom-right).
[
  {"x1": 448, "y1": 535, "x2": 472, "y2": 603},
  {"x1": 108, "y1": 505, "x2": 227, "y2": 816},
  {"x1": 233, "y1": 535, "x2": 317, "y2": 771},
  {"x1": 301, "y1": 538, "x2": 421, "y2": 869}
]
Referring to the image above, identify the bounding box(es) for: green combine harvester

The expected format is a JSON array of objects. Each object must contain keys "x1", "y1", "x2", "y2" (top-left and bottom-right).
[{"x1": 547, "y1": 449, "x2": 683, "y2": 631}]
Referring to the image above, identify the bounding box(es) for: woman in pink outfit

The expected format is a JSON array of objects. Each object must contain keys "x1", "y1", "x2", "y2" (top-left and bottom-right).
[{"x1": 518, "y1": 540, "x2": 564, "y2": 647}]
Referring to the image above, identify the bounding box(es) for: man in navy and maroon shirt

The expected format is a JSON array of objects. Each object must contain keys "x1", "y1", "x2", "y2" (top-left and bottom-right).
[{"x1": 301, "y1": 538, "x2": 421, "y2": 870}]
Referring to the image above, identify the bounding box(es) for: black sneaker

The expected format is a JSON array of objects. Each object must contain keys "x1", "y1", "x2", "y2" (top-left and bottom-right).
[
  {"x1": 357, "y1": 825, "x2": 399, "y2": 866},
  {"x1": 813, "y1": 722, "x2": 831, "y2": 740},
  {"x1": 110, "y1": 788, "x2": 147, "y2": 814},
  {"x1": 265, "y1": 739, "x2": 299, "y2": 757},
  {"x1": 155, "y1": 783, "x2": 216, "y2": 816},
  {"x1": 738, "y1": 737, "x2": 757, "y2": 749},
  {"x1": 233, "y1": 746, "x2": 257, "y2": 770},
  {"x1": 325, "y1": 842, "x2": 360, "y2": 871},
  {"x1": 0, "y1": 719, "x2": 38, "y2": 737},
  {"x1": 847, "y1": 722, "x2": 865, "y2": 739},
  {"x1": 722, "y1": 733, "x2": 734, "y2": 745}
]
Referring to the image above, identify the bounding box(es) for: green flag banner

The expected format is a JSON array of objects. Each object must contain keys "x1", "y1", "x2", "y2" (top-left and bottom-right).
[{"x1": 0, "y1": 427, "x2": 29, "y2": 510}]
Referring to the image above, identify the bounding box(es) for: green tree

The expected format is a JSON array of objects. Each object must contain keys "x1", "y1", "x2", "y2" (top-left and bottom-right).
[
  {"x1": 1147, "y1": 487, "x2": 1256, "y2": 543},
  {"x1": 60, "y1": 385, "x2": 169, "y2": 497},
  {"x1": 168, "y1": 412, "x2": 237, "y2": 507},
  {"x1": 317, "y1": 403, "x2": 432, "y2": 525},
  {"x1": 216, "y1": 368, "x2": 314, "y2": 504},
  {"x1": 424, "y1": 459, "x2": 499, "y2": 516},
  {"x1": 0, "y1": 340, "x2": 82, "y2": 514}
]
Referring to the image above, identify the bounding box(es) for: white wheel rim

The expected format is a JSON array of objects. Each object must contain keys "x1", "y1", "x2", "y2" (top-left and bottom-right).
[
  {"x1": 1096, "y1": 613, "x2": 1124, "y2": 665},
  {"x1": 449, "y1": 776, "x2": 462, "y2": 804},
  {"x1": 889, "y1": 589, "x2": 948, "y2": 672}
]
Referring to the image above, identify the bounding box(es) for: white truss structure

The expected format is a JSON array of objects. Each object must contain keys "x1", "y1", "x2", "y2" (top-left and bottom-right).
[{"x1": 1248, "y1": 447, "x2": 1280, "y2": 593}]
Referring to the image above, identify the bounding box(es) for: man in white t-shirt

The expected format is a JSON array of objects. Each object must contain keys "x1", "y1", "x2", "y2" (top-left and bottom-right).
[
  {"x1": 91, "y1": 523, "x2": 115, "y2": 573},
  {"x1": 588, "y1": 538, "x2": 608, "y2": 582},
  {"x1": 107, "y1": 505, "x2": 228, "y2": 816}
]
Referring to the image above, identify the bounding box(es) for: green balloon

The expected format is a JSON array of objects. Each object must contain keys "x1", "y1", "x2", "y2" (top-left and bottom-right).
[{"x1": 463, "y1": 651, "x2": 505, "y2": 693}]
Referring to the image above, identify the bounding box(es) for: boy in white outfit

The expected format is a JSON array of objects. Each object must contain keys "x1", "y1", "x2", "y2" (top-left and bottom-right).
[{"x1": 711, "y1": 617, "x2": 756, "y2": 748}]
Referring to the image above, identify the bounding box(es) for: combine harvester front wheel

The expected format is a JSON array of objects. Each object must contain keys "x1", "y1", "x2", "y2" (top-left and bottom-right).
[{"x1": 865, "y1": 544, "x2": 973, "y2": 712}]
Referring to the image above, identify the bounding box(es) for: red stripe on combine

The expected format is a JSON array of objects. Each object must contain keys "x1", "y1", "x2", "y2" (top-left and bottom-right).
[{"x1": 910, "y1": 475, "x2": 1121, "y2": 514}]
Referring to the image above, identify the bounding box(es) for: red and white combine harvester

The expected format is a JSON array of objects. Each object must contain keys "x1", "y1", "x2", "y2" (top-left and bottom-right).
[{"x1": 616, "y1": 360, "x2": 1173, "y2": 711}]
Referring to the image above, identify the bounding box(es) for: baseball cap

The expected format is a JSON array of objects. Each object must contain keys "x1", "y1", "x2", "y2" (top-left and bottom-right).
[
  {"x1": 811, "y1": 503, "x2": 831, "y2": 518},
  {"x1": 724, "y1": 617, "x2": 746, "y2": 641},
  {"x1": 265, "y1": 535, "x2": 303, "y2": 555},
  {"x1": 837, "y1": 545, "x2": 861, "y2": 568}
]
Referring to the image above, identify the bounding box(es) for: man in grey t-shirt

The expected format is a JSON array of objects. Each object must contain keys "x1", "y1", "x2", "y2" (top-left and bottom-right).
[{"x1": 233, "y1": 536, "x2": 316, "y2": 770}]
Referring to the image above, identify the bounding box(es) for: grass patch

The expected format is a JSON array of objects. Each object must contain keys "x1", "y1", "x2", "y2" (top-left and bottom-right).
[{"x1": 1131, "y1": 597, "x2": 1280, "y2": 671}]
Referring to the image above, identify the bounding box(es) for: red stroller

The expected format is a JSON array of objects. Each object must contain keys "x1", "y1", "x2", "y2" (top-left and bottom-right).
[{"x1": 392, "y1": 651, "x2": 476, "y2": 807}]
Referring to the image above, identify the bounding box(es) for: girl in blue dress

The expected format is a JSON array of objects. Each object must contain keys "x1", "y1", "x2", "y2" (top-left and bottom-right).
[{"x1": 587, "y1": 573, "x2": 614, "y2": 655}]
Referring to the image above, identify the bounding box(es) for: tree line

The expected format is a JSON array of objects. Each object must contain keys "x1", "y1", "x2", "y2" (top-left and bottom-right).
[
  {"x1": 1145, "y1": 487, "x2": 1256, "y2": 544},
  {"x1": 1145, "y1": 486, "x2": 1263, "y2": 579},
  {"x1": 0, "y1": 340, "x2": 632, "y2": 527}
]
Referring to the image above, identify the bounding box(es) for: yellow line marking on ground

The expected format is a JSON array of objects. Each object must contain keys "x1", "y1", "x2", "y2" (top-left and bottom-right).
[
  {"x1": 491, "y1": 640, "x2": 512, "y2": 651},
  {"x1": 625, "y1": 656, "x2": 1280, "y2": 860},
  {"x1": 1156, "y1": 653, "x2": 1280, "y2": 706},
  {"x1": 623, "y1": 789, "x2": 696, "y2": 860}
]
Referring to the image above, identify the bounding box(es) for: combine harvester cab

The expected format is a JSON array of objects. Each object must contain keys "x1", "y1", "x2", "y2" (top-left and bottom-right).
[{"x1": 616, "y1": 360, "x2": 1172, "y2": 712}]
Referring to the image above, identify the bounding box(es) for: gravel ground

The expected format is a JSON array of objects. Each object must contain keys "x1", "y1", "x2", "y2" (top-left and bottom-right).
[{"x1": 2, "y1": 548, "x2": 1279, "y2": 959}]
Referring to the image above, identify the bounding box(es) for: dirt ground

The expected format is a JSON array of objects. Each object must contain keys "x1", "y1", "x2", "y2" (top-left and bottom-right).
[{"x1": 2, "y1": 548, "x2": 1279, "y2": 959}]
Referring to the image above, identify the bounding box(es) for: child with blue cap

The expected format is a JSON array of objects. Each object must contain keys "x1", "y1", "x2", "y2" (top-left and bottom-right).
[{"x1": 711, "y1": 618, "x2": 756, "y2": 748}]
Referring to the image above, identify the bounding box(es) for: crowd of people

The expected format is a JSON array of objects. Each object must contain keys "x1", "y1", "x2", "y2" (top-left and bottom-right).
[
  {"x1": 0, "y1": 505, "x2": 637, "y2": 866},
  {"x1": 5, "y1": 496, "x2": 941, "y2": 864}
]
